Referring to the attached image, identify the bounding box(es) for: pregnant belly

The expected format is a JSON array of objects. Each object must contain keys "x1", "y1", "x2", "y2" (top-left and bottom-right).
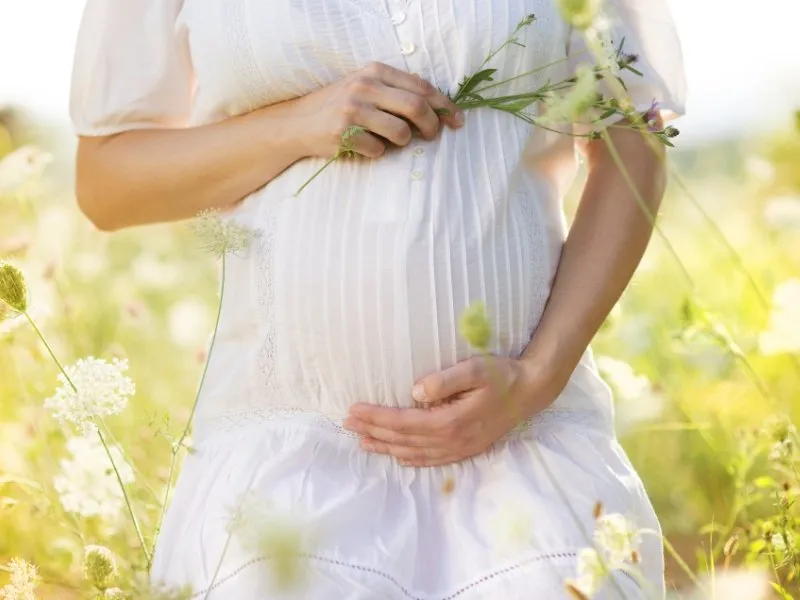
[{"x1": 267, "y1": 192, "x2": 556, "y2": 412}]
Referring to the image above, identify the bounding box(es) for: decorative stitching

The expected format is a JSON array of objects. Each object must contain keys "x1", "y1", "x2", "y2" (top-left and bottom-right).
[
  {"x1": 255, "y1": 199, "x2": 284, "y2": 397},
  {"x1": 190, "y1": 549, "x2": 644, "y2": 598},
  {"x1": 224, "y1": 0, "x2": 273, "y2": 111},
  {"x1": 194, "y1": 406, "x2": 605, "y2": 441}
]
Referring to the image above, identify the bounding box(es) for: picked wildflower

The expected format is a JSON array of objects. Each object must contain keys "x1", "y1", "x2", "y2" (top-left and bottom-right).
[
  {"x1": 556, "y1": 0, "x2": 601, "y2": 30},
  {"x1": 44, "y1": 357, "x2": 135, "y2": 434},
  {"x1": 0, "y1": 145, "x2": 53, "y2": 195},
  {"x1": 459, "y1": 301, "x2": 492, "y2": 351},
  {"x1": 103, "y1": 589, "x2": 127, "y2": 600},
  {"x1": 53, "y1": 435, "x2": 135, "y2": 521},
  {"x1": 190, "y1": 209, "x2": 258, "y2": 257},
  {"x1": 759, "y1": 278, "x2": 800, "y2": 355},
  {"x1": 565, "y1": 548, "x2": 607, "y2": 599},
  {"x1": 83, "y1": 545, "x2": 118, "y2": 589},
  {"x1": 593, "y1": 513, "x2": 642, "y2": 565},
  {"x1": 539, "y1": 65, "x2": 597, "y2": 126},
  {"x1": 0, "y1": 558, "x2": 38, "y2": 600},
  {"x1": 0, "y1": 261, "x2": 27, "y2": 313},
  {"x1": 227, "y1": 493, "x2": 314, "y2": 591}
]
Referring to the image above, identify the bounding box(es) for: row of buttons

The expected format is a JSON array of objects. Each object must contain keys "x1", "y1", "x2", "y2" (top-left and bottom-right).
[{"x1": 392, "y1": 6, "x2": 424, "y2": 181}]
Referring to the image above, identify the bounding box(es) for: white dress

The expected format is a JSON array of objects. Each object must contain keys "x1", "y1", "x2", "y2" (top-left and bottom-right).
[{"x1": 70, "y1": 1, "x2": 686, "y2": 598}]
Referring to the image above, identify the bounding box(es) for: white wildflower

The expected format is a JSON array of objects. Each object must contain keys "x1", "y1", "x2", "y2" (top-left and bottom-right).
[
  {"x1": 593, "y1": 513, "x2": 641, "y2": 565},
  {"x1": 763, "y1": 195, "x2": 800, "y2": 231},
  {"x1": 0, "y1": 145, "x2": 53, "y2": 195},
  {"x1": 566, "y1": 548, "x2": 608, "y2": 598},
  {"x1": 103, "y1": 589, "x2": 127, "y2": 600},
  {"x1": 83, "y1": 545, "x2": 118, "y2": 589},
  {"x1": 539, "y1": 65, "x2": 597, "y2": 126},
  {"x1": 596, "y1": 356, "x2": 664, "y2": 433},
  {"x1": 770, "y1": 532, "x2": 794, "y2": 552},
  {"x1": 227, "y1": 492, "x2": 317, "y2": 591},
  {"x1": 53, "y1": 435, "x2": 134, "y2": 521},
  {"x1": 0, "y1": 558, "x2": 38, "y2": 600},
  {"x1": 167, "y1": 298, "x2": 212, "y2": 348},
  {"x1": 190, "y1": 210, "x2": 258, "y2": 257},
  {"x1": 43, "y1": 357, "x2": 134, "y2": 433},
  {"x1": 759, "y1": 279, "x2": 800, "y2": 355}
]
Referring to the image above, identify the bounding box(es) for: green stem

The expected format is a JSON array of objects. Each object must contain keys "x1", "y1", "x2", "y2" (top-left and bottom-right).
[
  {"x1": 152, "y1": 258, "x2": 227, "y2": 565},
  {"x1": 294, "y1": 154, "x2": 341, "y2": 197},
  {"x1": 470, "y1": 54, "x2": 581, "y2": 96},
  {"x1": 23, "y1": 310, "x2": 151, "y2": 564}
]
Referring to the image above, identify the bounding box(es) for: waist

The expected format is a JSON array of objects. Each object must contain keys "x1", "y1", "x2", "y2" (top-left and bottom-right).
[{"x1": 191, "y1": 404, "x2": 611, "y2": 445}]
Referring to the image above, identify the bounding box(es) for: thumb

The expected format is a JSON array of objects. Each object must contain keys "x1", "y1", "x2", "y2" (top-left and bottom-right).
[{"x1": 411, "y1": 358, "x2": 483, "y2": 404}]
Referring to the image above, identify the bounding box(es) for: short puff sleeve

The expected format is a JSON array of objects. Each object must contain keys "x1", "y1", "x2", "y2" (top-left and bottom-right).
[
  {"x1": 69, "y1": 0, "x2": 195, "y2": 136},
  {"x1": 566, "y1": 0, "x2": 687, "y2": 128}
]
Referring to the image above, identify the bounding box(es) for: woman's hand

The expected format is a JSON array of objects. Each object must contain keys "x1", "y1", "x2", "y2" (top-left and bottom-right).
[
  {"x1": 342, "y1": 356, "x2": 558, "y2": 467},
  {"x1": 292, "y1": 61, "x2": 464, "y2": 160}
]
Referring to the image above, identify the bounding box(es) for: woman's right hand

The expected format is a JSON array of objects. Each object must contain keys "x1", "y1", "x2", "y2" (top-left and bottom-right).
[{"x1": 292, "y1": 62, "x2": 465, "y2": 159}]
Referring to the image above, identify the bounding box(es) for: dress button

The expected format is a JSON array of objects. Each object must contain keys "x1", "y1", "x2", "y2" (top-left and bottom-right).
[
  {"x1": 410, "y1": 169, "x2": 424, "y2": 180},
  {"x1": 399, "y1": 41, "x2": 416, "y2": 56},
  {"x1": 390, "y1": 12, "x2": 406, "y2": 25},
  {"x1": 412, "y1": 146, "x2": 425, "y2": 157}
]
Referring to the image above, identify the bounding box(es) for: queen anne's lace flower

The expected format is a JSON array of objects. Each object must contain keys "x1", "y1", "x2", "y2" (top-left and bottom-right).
[
  {"x1": 83, "y1": 545, "x2": 118, "y2": 589},
  {"x1": 53, "y1": 435, "x2": 135, "y2": 521},
  {"x1": 566, "y1": 548, "x2": 607, "y2": 598},
  {"x1": 190, "y1": 210, "x2": 258, "y2": 257},
  {"x1": 103, "y1": 589, "x2": 127, "y2": 600},
  {"x1": 593, "y1": 513, "x2": 642, "y2": 565},
  {"x1": 43, "y1": 357, "x2": 134, "y2": 433},
  {"x1": 0, "y1": 558, "x2": 38, "y2": 600},
  {"x1": 540, "y1": 65, "x2": 597, "y2": 126}
]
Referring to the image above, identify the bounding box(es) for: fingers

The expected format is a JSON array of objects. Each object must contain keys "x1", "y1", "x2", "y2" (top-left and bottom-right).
[
  {"x1": 368, "y1": 63, "x2": 464, "y2": 130},
  {"x1": 359, "y1": 438, "x2": 454, "y2": 464},
  {"x1": 342, "y1": 417, "x2": 438, "y2": 448},
  {"x1": 347, "y1": 404, "x2": 451, "y2": 435},
  {"x1": 341, "y1": 123, "x2": 388, "y2": 158},
  {"x1": 413, "y1": 357, "x2": 486, "y2": 405}
]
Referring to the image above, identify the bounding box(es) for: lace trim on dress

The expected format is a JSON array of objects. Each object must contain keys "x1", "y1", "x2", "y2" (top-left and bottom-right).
[
  {"x1": 224, "y1": 0, "x2": 274, "y2": 111},
  {"x1": 194, "y1": 406, "x2": 606, "y2": 441},
  {"x1": 189, "y1": 550, "x2": 643, "y2": 599}
]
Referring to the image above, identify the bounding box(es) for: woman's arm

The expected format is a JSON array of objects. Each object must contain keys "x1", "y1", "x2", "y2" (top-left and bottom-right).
[
  {"x1": 521, "y1": 124, "x2": 667, "y2": 389},
  {"x1": 76, "y1": 63, "x2": 463, "y2": 231}
]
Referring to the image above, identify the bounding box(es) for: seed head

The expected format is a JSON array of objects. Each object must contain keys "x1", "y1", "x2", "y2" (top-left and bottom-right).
[
  {"x1": 83, "y1": 545, "x2": 118, "y2": 589},
  {"x1": 0, "y1": 261, "x2": 27, "y2": 313},
  {"x1": 459, "y1": 301, "x2": 492, "y2": 351},
  {"x1": 664, "y1": 125, "x2": 680, "y2": 138}
]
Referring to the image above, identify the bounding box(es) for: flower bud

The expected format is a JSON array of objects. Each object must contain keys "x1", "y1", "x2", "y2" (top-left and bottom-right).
[
  {"x1": 459, "y1": 302, "x2": 492, "y2": 351},
  {"x1": 556, "y1": 0, "x2": 601, "y2": 30},
  {"x1": 664, "y1": 125, "x2": 680, "y2": 138},
  {"x1": 83, "y1": 545, "x2": 117, "y2": 589},
  {"x1": 0, "y1": 260, "x2": 27, "y2": 313}
]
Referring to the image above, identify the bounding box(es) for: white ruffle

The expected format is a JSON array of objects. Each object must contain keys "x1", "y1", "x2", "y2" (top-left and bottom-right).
[{"x1": 151, "y1": 410, "x2": 664, "y2": 599}]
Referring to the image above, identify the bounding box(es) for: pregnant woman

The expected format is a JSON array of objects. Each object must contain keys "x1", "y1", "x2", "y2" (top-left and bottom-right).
[{"x1": 70, "y1": 0, "x2": 685, "y2": 597}]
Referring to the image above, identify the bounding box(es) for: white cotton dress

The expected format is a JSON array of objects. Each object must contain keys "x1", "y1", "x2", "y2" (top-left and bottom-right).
[{"x1": 70, "y1": 1, "x2": 686, "y2": 598}]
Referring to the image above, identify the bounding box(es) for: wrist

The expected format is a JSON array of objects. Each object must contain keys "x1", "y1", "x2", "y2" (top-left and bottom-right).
[{"x1": 519, "y1": 333, "x2": 578, "y2": 399}]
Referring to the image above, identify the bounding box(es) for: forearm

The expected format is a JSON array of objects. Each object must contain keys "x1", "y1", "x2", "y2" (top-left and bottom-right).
[
  {"x1": 75, "y1": 98, "x2": 309, "y2": 231},
  {"x1": 521, "y1": 127, "x2": 667, "y2": 390}
]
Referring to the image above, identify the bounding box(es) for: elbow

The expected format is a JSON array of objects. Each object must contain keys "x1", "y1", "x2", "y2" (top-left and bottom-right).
[{"x1": 75, "y1": 183, "x2": 123, "y2": 232}]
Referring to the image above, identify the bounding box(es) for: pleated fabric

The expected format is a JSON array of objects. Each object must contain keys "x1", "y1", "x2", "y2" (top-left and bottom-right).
[{"x1": 70, "y1": 0, "x2": 686, "y2": 596}]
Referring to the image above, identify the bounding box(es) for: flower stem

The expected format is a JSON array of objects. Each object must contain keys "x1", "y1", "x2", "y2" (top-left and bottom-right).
[
  {"x1": 152, "y1": 256, "x2": 227, "y2": 565},
  {"x1": 294, "y1": 154, "x2": 341, "y2": 197},
  {"x1": 23, "y1": 310, "x2": 151, "y2": 564}
]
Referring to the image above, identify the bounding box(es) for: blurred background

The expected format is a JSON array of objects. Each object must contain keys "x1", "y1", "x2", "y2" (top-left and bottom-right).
[{"x1": 1, "y1": 0, "x2": 799, "y2": 598}]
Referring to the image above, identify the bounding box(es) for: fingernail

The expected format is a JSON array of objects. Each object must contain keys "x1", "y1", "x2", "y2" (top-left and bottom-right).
[
  {"x1": 412, "y1": 383, "x2": 427, "y2": 403},
  {"x1": 342, "y1": 417, "x2": 355, "y2": 431},
  {"x1": 453, "y1": 111, "x2": 465, "y2": 127}
]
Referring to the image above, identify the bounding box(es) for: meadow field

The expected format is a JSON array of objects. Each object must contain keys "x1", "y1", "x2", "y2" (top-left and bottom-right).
[{"x1": 0, "y1": 109, "x2": 799, "y2": 598}]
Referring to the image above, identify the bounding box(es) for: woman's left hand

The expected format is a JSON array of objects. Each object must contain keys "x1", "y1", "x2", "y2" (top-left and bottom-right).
[{"x1": 343, "y1": 356, "x2": 557, "y2": 467}]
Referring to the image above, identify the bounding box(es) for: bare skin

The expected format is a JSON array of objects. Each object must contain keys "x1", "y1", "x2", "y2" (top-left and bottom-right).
[
  {"x1": 343, "y1": 124, "x2": 668, "y2": 466},
  {"x1": 75, "y1": 62, "x2": 463, "y2": 231},
  {"x1": 77, "y1": 61, "x2": 666, "y2": 467}
]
